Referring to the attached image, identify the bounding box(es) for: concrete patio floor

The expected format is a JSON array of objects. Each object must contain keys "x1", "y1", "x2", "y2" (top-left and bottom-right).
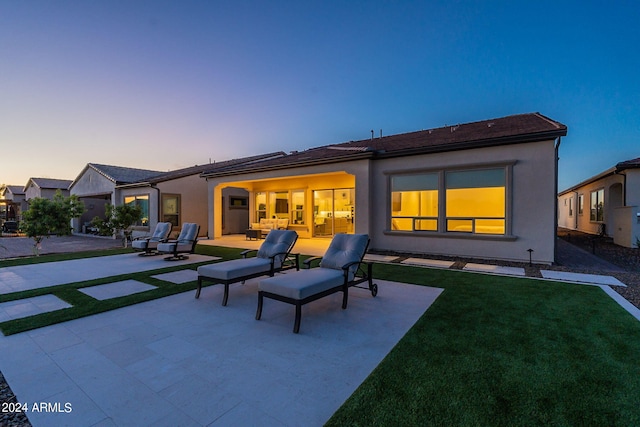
[{"x1": 0, "y1": 254, "x2": 443, "y2": 426}]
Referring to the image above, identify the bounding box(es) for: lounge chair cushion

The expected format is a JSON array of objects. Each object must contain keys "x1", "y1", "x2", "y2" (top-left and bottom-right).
[
  {"x1": 157, "y1": 223, "x2": 199, "y2": 254},
  {"x1": 150, "y1": 222, "x2": 172, "y2": 240},
  {"x1": 256, "y1": 229, "x2": 297, "y2": 269},
  {"x1": 176, "y1": 223, "x2": 199, "y2": 243},
  {"x1": 132, "y1": 239, "x2": 157, "y2": 250},
  {"x1": 132, "y1": 222, "x2": 172, "y2": 250},
  {"x1": 198, "y1": 257, "x2": 272, "y2": 281},
  {"x1": 157, "y1": 242, "x2": 191, "y2": 253},
  {"x1": 259, "y1": 268, "x2": 344, "y2": 300},
  {"x1": 319, "y1": 234, "x2": 369, "y2": 280}
]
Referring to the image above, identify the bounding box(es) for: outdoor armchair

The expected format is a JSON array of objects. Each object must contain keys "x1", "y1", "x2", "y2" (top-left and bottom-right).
[
  {"x1": 131, "y1": 222, "x2": 173, "y2": 256},
  {"x1": 157, "y1": 223, "x2": 200, "y2": 261},
  {"x1": 256, "y1": 233, "x2": 377, "y2": 333},
  {"x1": 196, "y1": 229, "x2": 299, "y2": 306}
]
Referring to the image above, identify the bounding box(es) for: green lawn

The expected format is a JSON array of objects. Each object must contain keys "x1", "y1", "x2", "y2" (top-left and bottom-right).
[
  {"x1": 327, "y1": 263, "x2": 640, "y2": 426},
  {"x1": 1, "y1": 247, "x2": 639, "y2": 425}
]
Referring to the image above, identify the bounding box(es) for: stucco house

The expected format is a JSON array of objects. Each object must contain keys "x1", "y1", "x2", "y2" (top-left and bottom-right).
[
  {"x1": 69, "y1": 163, "x2": 165, "y2": 235},
  {"x1": 0, "y1": 184, "x2": 27, "y2": 225},
  {"x1": 116, "y1": 153, "x2": 284, "y2": 238},
  {"x1": 202, "y1": 112, "x2": 567, "y2": 264},
  {"x1": 70, "y1": 154, "x2": 283, "y2": 239},
  {"x1": 23, "y1": 178, "x2": 73, "y2": 201},
  {"x1": 558, "y1": 157, "x2": 640, "y2": 248}
]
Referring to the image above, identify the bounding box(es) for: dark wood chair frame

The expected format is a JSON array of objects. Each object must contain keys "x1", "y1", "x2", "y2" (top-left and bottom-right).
[
  {"x1": 197, "y1": 249, "x2": 300, "y2": 306},
  {"x1": 256, "y1": 240, "x2": 378, "y2": 333}
]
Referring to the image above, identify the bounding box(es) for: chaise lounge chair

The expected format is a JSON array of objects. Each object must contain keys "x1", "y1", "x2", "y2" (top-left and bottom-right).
[
  {"x1": 196, "y1": 229, "x2": 299, "y2": 306},
  {"x1": 131, "y1": 222, "x2": 173, "y2": 256},
  {"x1": 157, "y1": 223, "x2": 200, "y2": 261},
  {"x1": 256, "y1": 233, "x2": 377, "y2": 333}
]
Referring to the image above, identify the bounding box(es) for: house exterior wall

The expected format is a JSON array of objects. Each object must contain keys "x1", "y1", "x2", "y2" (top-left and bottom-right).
[
  {"x1": 558, "y1": 173, "x2": 625, "y2": 237},
  {"x1": 220, "y1": 187, "x2": 249, "y2": 235},
  {"x1": 24, "y1": 184, "x2": 40, "y2": 201},
  {"x1": 70, "y1": 169, "x2": 117, "y2": 233},
  {"x1": 205, "y1": 140, "x2": 558, "y2": 264},
  {"x1": 157, "y1": 174, "x2": 209, "y2": 237},
  {"x1": 371, "y1": 139, "x2": 558, "y2": 264},
  {"x1": 626, "y1": 169, "x2": 640, "y2": 207}
]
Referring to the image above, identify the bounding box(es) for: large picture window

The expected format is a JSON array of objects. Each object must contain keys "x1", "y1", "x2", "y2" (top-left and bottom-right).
[
  {"x1": 590, "y1": 189, "x2": 604, "y2": 222},
  {"x1": 446, "y1": 169, "x2": 505, "y2": 234},
  {"x1": 390, "y1": 173, "x2": 438, "y2": 231},
  {"x1": 388, "y1": 166, "x2": 509, "y2": 236},
  {"x1": 124, "y1": 194, "x2": 149, "y2": 226}
]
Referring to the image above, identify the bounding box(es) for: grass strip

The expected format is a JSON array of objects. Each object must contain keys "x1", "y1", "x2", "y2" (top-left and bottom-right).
[
  {"x1": 0, "y1": 245, "x2": 247, "y2": 335},
  {"x1": 326, "y1": 263, "x2": 640, "y2": 426}
]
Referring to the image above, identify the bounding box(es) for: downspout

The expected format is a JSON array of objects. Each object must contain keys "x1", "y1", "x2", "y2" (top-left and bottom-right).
[
  {"x1": 574, "y1": 191, "x2": 579, "y2": 230},
  {"x1": 554, "y1": 136, "x2": 562, "y2": 264},
  {"x1": 151, "y1": 184, "x2": 161, "y2": 228}
]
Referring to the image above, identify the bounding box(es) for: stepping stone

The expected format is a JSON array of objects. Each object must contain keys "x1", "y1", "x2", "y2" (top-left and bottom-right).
[
  {"x1": 463, "y1": 263, "x2": 526, "y2": 276},
  {"x1": 401, "y1": 258, "x2": 455, "y2": 269},
  {"x1": 79, "y1": 280, "x2": 158, "y2": 300},
  {"x1": 363, "y1": 254, "x2": 399, "y2": 263},
  {"x1": 0, "y1": 295, "x2": 72, "y2": 321},
  {"x1": 152, "y1": 270, "x2": 198, "y2": 284},
  {"x1": 540, "y1": 270, "x2": 626, "y2": 287}
]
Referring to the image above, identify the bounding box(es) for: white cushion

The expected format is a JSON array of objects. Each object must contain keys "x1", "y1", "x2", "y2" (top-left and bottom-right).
[{"x1": 257, "y1": 230, "x2": 297, "y2": 268}]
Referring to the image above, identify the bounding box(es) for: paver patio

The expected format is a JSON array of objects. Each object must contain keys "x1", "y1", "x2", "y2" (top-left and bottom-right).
[{"x1": 0, "y1": 273, "x2": 442, "y2": 426}]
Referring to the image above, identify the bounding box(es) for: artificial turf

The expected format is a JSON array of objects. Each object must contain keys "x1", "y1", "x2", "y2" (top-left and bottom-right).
[{"x1": 326, "y1": 263, "x2": 640, "y2": 426}]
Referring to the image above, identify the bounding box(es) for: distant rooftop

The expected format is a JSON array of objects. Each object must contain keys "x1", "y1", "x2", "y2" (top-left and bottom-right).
[{"x1": 26, "y1": 178, "x2": 73, "y2": 191}]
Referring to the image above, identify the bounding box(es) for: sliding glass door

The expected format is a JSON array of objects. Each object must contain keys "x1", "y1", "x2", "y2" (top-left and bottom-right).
[{"x1": 313, "y1": 188, "x2": 354, "y2": 237}]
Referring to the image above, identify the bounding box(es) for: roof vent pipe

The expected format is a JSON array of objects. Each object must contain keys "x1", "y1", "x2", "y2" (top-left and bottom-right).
[
  {"x1": 380, "y1": 129, "x2": 382, "y2": 138},
  {"x1": 371, "y1": 130, "x2": 374, "y2": 140}
]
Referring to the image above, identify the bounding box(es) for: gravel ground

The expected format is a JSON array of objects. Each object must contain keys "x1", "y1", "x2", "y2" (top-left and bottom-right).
[
  {"x1": 1, "y1": 231, "x2": 639, "y2": 425},
  {"x1": 555, "y1": 228, "x2": 640, "y2": 309},
  {"x1": 0, "y1": 372, "x2": 31, "y2": 426}
]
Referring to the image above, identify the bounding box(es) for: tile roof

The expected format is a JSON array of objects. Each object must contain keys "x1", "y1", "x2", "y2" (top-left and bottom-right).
[
  {"x1": 616, "y1": 157, "x2": 640, "y2": 171},
  {"x1": 202, "y1": 112, "x2": 567, "y2": 177},
  {"x1": 87, "y1": 163, "x2": 165, "y2": 185},
  {"x1": 26, "y1": 178, "x2": 73, "y2": 190},
  {"x1": 143, "y1": 152, "x2": 286, "y2": 184},
  {"x1": 5, "y1": 185, "x2": 25, "y2": 195}
]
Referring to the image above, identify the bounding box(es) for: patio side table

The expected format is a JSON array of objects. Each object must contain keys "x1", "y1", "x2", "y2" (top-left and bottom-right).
[{"x1": 245, "y1": 229, "x2": 261, "y2": 240}]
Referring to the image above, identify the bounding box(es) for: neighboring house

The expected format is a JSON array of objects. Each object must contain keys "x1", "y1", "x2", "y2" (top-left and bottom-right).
[
  {"x1": 0, "y1": 184, "x2": 28, "y2": 224},
  {"x1": 202, "y1": 113, "x2": 567, "y2": 264},
  {"x1": 69, "y1": 163, "x2": 165, "y2": 235},
  {"x1": 116, "y1": 153, "x2": 284, "y2": 238},
  {"x1": 558, "y1": 157, "x2": 640, "y2": 248},
  {"x1": 23, "y1": 178, "x2": 73, "y2": 201}
]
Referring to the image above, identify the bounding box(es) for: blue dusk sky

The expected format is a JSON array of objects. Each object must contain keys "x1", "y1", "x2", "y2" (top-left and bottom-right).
[{"x1": 1, "y1": 1, "x2": 638, "y2": 191}]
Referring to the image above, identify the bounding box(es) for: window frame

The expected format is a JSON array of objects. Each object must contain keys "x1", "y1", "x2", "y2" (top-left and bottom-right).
[
  {"x1": 161, "y1": 193, "x2": 181, "y2": 227},
  {"x1": 123, "y1": 194, "x2": 150, "y2": 227},
  {"x1": 578, "y1": 194, "x2": 584, "y2": 215},
  {"x1": 590, "y1": 188, "x2": 605, "y2": 222},
  {"x1": 386, "y1": 162, "x2": 514, "y2": 238}
]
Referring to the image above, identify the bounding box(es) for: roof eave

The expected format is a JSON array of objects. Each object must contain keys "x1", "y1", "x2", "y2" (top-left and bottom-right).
[{"x1": 201, "y1": 151, "x2": 374, "y2": 179}]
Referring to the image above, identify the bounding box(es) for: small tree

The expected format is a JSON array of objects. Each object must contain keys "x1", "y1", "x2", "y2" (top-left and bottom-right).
[
  {"x1": 92, "y1": 203, "x2": 142, "y2": 247},
  {"x1": 21, "y1": 191, "x2": 86, "y2": 255}
]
